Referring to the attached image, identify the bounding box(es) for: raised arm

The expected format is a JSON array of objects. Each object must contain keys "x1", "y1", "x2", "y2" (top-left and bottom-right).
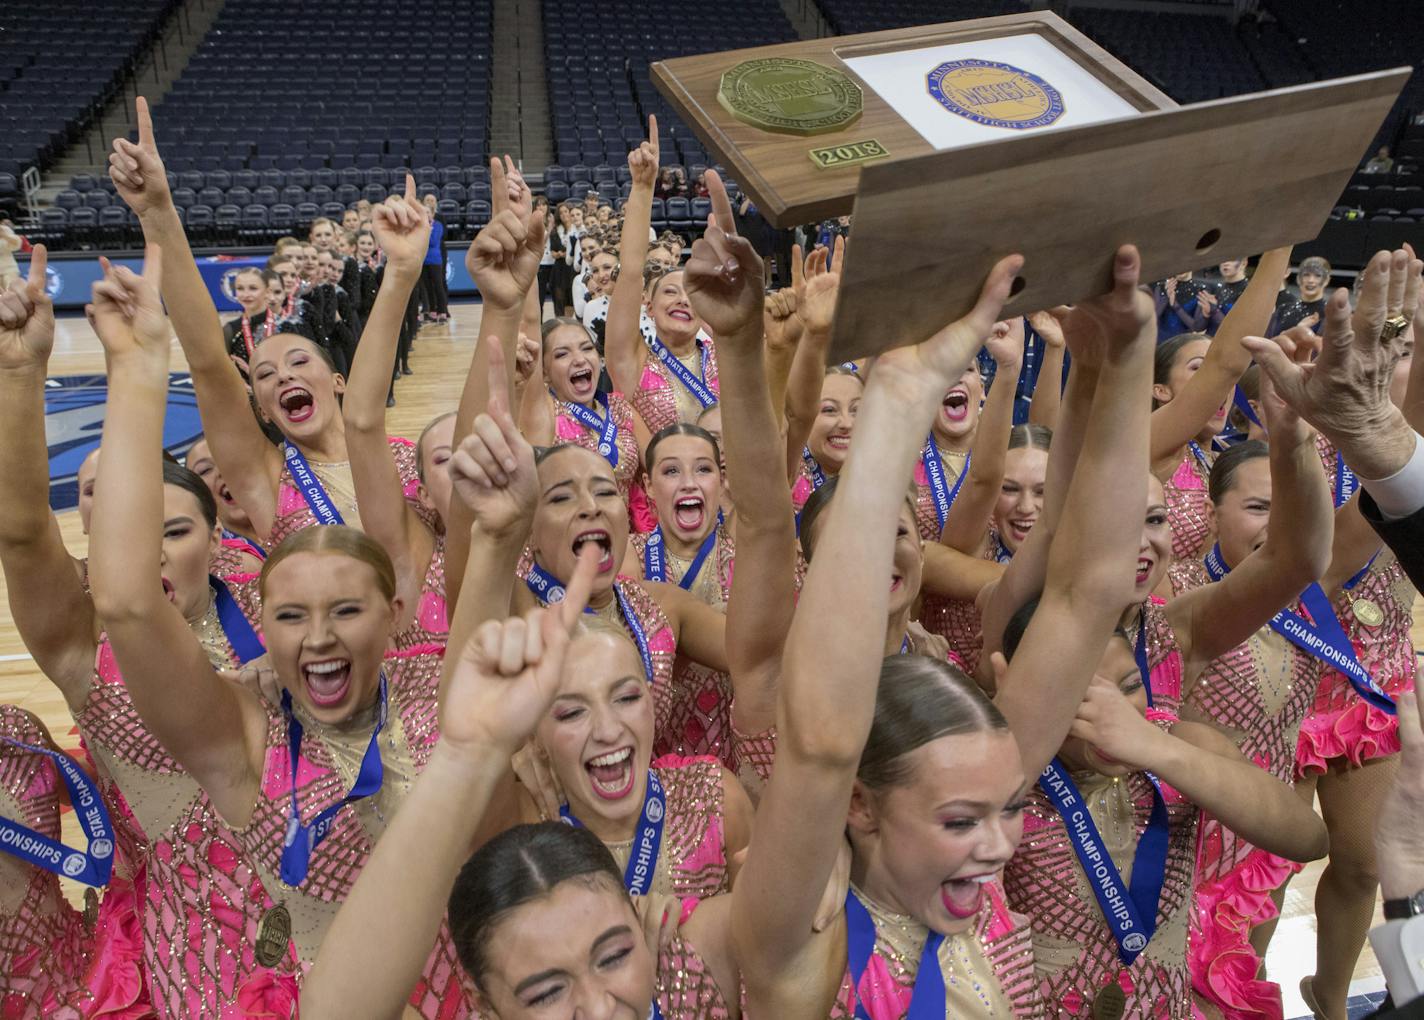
[
  {"x1": 343, "y1": 179, "x2": 435, "y2": 621},
  {"x1": 512, "y1": 333, "x2": 556, "y2": 445},
  {"x1": 0, "y1": 248, "x2": 97, "y2": 705},
  {"x1": 302, "y1": 555, "x2": 596, "y2": 1020},
  {"x1": 939, "y1": 318, "x2": 1023, "y2": 550},
  {"x1": 1027, "y1": 310, "x2": 1067, "y2": 429},
  {"x1": 86, "y1": 249, "x2": 264, "y2": 826},
  {"x1": 994, "y1": 247, "x2": 1155, "y2": 779},
  {"x1": 763, "y1": 252, "x2": 805, "y2": 430},
  {"x1": 446, "y1": 158, "x2": 544, "y2": 610},
  {"x1": 1169, "y1": 346, "x2": 1334, "y2": 668},
  {"x1": 1150, "y1": 248, "x2": 1291, "y2": 466},
  {"x1": 604, "y1": 117, "x2": 658, "y2": 398},
  {"x1": 733, "y1": 223, "x2": 1022, "y2": 976},
  {"x1": 109, "y1": 98, "x2": 281, "y2": 535},
  {"x1": 783, "y1": 242, "x2": 838, "y2": 480}
]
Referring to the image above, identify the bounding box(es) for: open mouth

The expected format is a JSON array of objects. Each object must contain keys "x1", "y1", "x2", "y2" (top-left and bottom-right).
[
  {"x1": 572, "y1": 529, "x2": 615, "y2": 574},
  {"x1": 303, "y1": 658, "x2": 352, "y2": 707},
  {"x1": 278, "y1": 386, "x2": 315, "y2": 424},
  {"x1": 1212, "y1": 404, "x2": 1228, "y2": 421},
  {"x1": 1007, "y1": 518, "x2": 1035, "y2": 544},
  {"x1": 672, "y1": 496, "x2": 704, "y2": 533},
  {"x1": 568, "y1": 365, "x2": 595, "y2": 395},
  {"x1": 585, "y1": 746, "x2": 636, "y2": 800},
  {"x1": 941, "y1": 388, "x2": 970, "y2": 424},
  {"x1": 825, "y1": 433, "x2": 851, "y2": 452},
  {"x1": 216, "y1": 481, "x2": 236, "y2": 506},
  {"x1": 161, "y1": 577, "x2": 175, "y2": 603},
  {"x1": 1136, "y1": 556, "x2": 1154, "y2": 585},
  {"x1": 890, "y1": 572, "x2": 904, "y2": 593},
  {"x1": 941, "y1": 873, "x2": 995, "y2": 919},
  {"x1": 668, "y1": 308, "x2": 693, "y2": 323}
]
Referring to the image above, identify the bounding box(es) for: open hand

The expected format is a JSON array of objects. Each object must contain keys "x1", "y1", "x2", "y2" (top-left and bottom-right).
[
  {"x1": 1061, "y1": 246, "x2": 1154, "y2": 369},
  {"x1": 448, "y1": 336, "x2": 539, "y2": 538},
  {"x1": 108, "y1": 97, "x2": 171, "y2": 217},
  {"x1": 370, "y1": 175, "x2": 431, "y2": 277},
  {"x1": 684, "y1": 170, "x2": 764, "y2": 341},
  {"x1": 0, "y1": 245, "x2": 55, "y2": 371},
  {"x1": 798, "y1": 238, "x2": 843, "y2": 336}
]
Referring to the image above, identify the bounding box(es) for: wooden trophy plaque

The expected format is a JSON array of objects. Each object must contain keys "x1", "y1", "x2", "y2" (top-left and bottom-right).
[
  {"x1": 653, "y1": 15, "x2": 1409, "y2": 362},
  {"x1": 651, "y1": 12, "x2": 1178, "y2": 228}
]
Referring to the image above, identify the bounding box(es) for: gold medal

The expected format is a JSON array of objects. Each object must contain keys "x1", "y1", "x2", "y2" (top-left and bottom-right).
[
  {"x1": 1093, "y1": 982, "x2": 1127, "y2": 1020},
  {"x1": 1350, "y1": 596, "x2": 1384, "y2": 628},
  {"x1": 255, "y1": 903, "x2": 292, "y2": 968}
]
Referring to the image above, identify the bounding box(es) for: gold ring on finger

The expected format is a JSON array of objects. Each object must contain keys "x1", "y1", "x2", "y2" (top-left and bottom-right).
[{"x1": 1381, "y1": 314, "x2": 1409, "y2": 342}]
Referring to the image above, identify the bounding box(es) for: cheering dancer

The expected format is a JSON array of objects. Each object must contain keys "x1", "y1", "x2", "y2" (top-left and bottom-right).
[
  {"x1": 184, "y1": 436, "x2": 267, "y2": 575},
  {"x1": 107, "y1": 98, "x2": 424, "y2": 549},
  {"x1": 606, "y1": 119, "x2": 720, "y2": 433},
  {"x1": 0, "y1": 249, "x2": 282, "y2": 1017}
]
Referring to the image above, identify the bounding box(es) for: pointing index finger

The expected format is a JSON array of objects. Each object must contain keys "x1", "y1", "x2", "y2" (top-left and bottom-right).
[
  {"x1": 135, "y1": 96, "x2": 155, "y2": 149},
  {"x1": 26, "y1": 245, "x2": 47, "y2": 296},
  {"x1": 490, "y1": 157, "x2": 508, "y2": 217},
  {"x1": 558, "y1": 546, "x2": 599, "y2": 629},
  {"x1": 704, "y1": 171, "x2": 735, "y2": 238}
]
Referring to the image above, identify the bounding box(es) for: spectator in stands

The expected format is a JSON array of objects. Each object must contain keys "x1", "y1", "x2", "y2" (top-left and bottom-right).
[
  {"x1": 1205, "y1": 255, "x2": 1250, "y2": 333},
  {"x1": 690, "y1": 172, "x2": 710, "y2": 198},
  {"x1": 655, "y1": 167, "x2": 684, "y2": 200},
  {"x1": 419, "y1": 192, "x2": 449, "y2": 325},
  {"x1": 1364, "y1": 145, "x2": 1395, "y2": 173},
  {"x1": 539, "y1": 204, "x2": 561, "y2": 318},
  {"x1": 0, "y1": 219, "x2": 22, "y2": 290},
  {"x1": 1269, "y1": 255, "x2": 1330, "y2": 334},
  {"x1": 1152, "y1": 269, "x2": 1208, "y2": 341},
  {"x1": 551, "y1": 203, "x2": 579, "y2": 315}
]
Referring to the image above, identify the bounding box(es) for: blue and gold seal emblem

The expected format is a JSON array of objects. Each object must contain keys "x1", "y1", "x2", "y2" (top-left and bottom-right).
[{"x1": 927, "y1": 59, "x2": 1065, "y2": 130}]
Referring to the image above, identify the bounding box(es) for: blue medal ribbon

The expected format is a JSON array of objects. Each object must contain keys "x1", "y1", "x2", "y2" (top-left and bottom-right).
[
  {"x1": 211, "y1": 577, "x2": 266, "y2": 664},
  {"x1": 278, "y1": 674, "x2": 388, "y2": 886},
  {"x1": 900, "y1": 635, "x2": 911, "y2": 655},
  {"x1": 283, "y1": 442, "x2": 345, "y2": 527},
  {"x1": 221, "y1": 528, "x2": 267, "y2": 561},
  {"x1": 1203, "y1": 545, "x2": 1394, "y2": 714},
  {"x1": 801, "y1": 447, "x2": 827, "y2": 492},
  {"x1": 563, "y1": 392, "x2": 620, "y2": 468},
  {"x1": 525, "y1": 569, "x2": 654, "y2": 683},
  {"x1": 1132, "y1": 606, "x2": 1154, "y2": 707},
  {"x1": 0, "y1": 739, "x2": 114, "y2": 887},
  {"x1": 1232, "y1": 386, "x2": 1261, "y2": 430},
  {"x1": 1334, "y1": 452, "x2": 1358, "y2": 510},
  {"x1": 845, "y1": 890, "x2": 945, "y2": 1020},
  {"x1": 1039, "y1": 760, "x2": 1168, "y2": 965},
  {"x1": 1186, "y1": 441, "x2": 1211, "y2": 478},
  {"x1": 560, "y1": 770, "x2": 665, "y2": 895},
  {"x1": 644, "y1": 512, "x2": 721, "y2": 591},
  {"x1": 648, "y1": 336, "x2": 716, "y2": 409},
  {"x1": 922, "y1": 435, "x2": 969, "y2": 532}
]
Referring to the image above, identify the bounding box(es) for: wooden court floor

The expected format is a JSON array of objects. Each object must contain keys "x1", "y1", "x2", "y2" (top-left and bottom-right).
[{"x1": 7, "y1": 301, "x2": 1417, "y2": 1016}]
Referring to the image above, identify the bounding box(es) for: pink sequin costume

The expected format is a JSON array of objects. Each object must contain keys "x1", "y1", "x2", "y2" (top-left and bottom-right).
[
  {"x1": 919, "y1": 524, "x2": 1002, "y2": 678},
  {"x1": 656, "y1": 931, "x2": 734, "y2": 1020},
  {"x1": 236, "y1": 651, "x2": 476, "y2": 1017},
  {"x1": 791, "y1": 455, "x2": 824, "y2": 514},
  {"x1": 829, "y1": 880, "x2": 1042, "y2": 1019},
  {"x1": 264, "y1": 435, "x2": 425, "y2": 550},
  {"x1": 629, "y1": 525, "x2": 736, "y2": 764},
  {"x1": 1172, "y1": 563, "x2": 1319, "y2": 1019},
  {"x1": 620, "y1": 755, "x2": 731, "y2": 901},
  {"x1": 1295, "y1": 548, "x2": 1417, "y2": 775},
  {"x1": 553, "y1": 392, "x2": 642, "y2": 505},
  {"x1": 389, "y1": 532, "x2": 448, "y2": 660},
  {"x1": 912, "y1": 440, "x2": 970, "y2": 543},
  {"x1": 1163, "y1": 447, "x2": 1213, "y2": 563},
  {"x1": 1140, "y1": 596, "x2": 1185, "y2": 721},
  {"x1": 0, "y1": 705, "x2": 149, "y2": 1019},
  {"x1": 1007, "y1": 765, "x2": 1199, "y2": 1019},
  {"x1": 210, "y1": 542, "x2": 261, "y2": 581},
  {"x1": 74, "y1": 578, "x2": 300, "y2": 1019},
  {"x1": 629, "y1": 337, "x2": 720, "y2": 435}
]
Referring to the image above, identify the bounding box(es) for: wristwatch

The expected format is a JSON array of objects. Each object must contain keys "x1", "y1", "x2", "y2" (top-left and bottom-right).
[{"x1": 1383, "y1": 888, "x2": 1424, "y2": 920}]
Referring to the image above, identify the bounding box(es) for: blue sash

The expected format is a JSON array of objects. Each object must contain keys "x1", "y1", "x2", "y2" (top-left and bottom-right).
[
  {"x1": 211, "y1": 577, "x2": 266, "y2": 664},
  {"x1": 221, "y1": 528, "x2": 267, "y2": 561},
  {"x1": 922, "y1": 436, "x2": 969, "y2": 532},
  {"x1": 643, "y1": 513, "x2": 721, "y2": 591},
  {"x1": 278, "y1": 674, "x2": 388, "y2": 886},
  {"x1": 1232, "y1": 386, "x2": 1261, "y2": 429},
  {"x1": 845, "y1": 890, "x2": 945, "y2": 1020},
  {"x1": 563, "y1": 392, "x2": 620, "y2": 468},
  {"x1": 1334, "y1": 452, "x2": 1358, "y2": 509},
  {"x1": 1203, "y1": 545, "x2": 1394, "y2": 714},
  {"x1": 0, "y1": 739, "x2": 114, "y2": 887},
  {"x1": 648, "y1": 336, "x2": 716, "y2": 409},
  {"x1": 1039, "y1": 760, "x2": 1168, "y2": 965},
  {"x1": 525, "y1": 567, "x2": 654, "y2": 683},
  {"x1": 282, "y1": 442, "x2": 344, "y2": 526},
  {"x1": 1132, "y1": 606, "x2": 1154, "y2": 707},
  {"x1": 801, "y1": 447, "x2": 827, "y2": 492},
  {"x1": 1186, "y1": 441, "x2": 1212, "y2": 478},
  {"x1": 900, "y1": 635, "x2": 911, "y2": 655},
  {"x1": 560, "y1": 770, "x2": 665, "y2": 895}
]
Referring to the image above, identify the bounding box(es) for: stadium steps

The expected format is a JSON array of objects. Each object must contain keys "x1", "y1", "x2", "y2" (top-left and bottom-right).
[
  {"x1": 37, "y1": 0, "x2": 228, "y2": 207},
  {"x1": 490, "y1": 0, "x2": 553, "y2": 171}
]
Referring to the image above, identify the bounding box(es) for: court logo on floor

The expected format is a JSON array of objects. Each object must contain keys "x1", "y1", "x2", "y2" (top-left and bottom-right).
[{"x1": 44, "y1": 373, "x2": 203, "y2": 511}]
